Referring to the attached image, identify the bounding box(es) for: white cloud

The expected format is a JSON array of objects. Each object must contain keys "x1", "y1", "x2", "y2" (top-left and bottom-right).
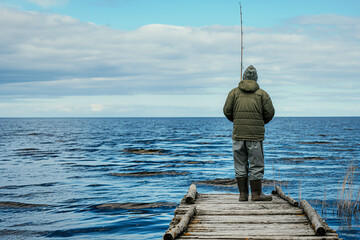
[
  {"x1": 90, "y1": 103, "x2": 103, "y2": 112},
  {"x1": 0, "y1": 7, "x2": 359, "y2": 116},
  {"x1": 290, "y1": 14, "x2": 360, "y2": 26},
  {"x1": 28, "y1": 0, "x2": 68, "y2": 8}
]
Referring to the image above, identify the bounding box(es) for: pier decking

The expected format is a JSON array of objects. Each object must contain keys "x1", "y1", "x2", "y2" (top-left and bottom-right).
[{"x1": 164, "y1": 185, "x2": 340, "y2": 240}]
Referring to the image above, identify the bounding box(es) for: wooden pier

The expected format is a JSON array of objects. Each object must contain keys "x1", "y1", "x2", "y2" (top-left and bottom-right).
[{"x1": 164, "y1": 184, "x2": 340, "y2": 240}]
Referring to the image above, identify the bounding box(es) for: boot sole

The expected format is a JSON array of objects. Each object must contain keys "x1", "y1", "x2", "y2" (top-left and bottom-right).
[{"x1": 251, "y1": 197, "x2": 273, "y2": 201}]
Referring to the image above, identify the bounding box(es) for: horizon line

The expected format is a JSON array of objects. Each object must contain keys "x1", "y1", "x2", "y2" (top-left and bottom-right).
[{"x1": 0, "y1": 116, "x2": 359, "y2": 119}]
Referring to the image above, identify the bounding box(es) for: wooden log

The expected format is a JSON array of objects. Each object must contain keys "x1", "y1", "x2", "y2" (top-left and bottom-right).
[
  {"x1": 275, "y1": 186, "x2": 299, "y2": 206},
  {"x1": 300, "y1": 200, "x2": 326, "y2": 236},
  {"x1": 321, "y1": 217, "x2": 338, "y2": 233},
  {"x1": 185, "y1": 184, "x2": 197, "y2": 204},
  {"x1": 164, "y1": 205, "x2": 197, "y2": 240}
]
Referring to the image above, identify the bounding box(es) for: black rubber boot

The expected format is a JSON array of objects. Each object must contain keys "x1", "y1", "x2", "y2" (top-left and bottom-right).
[
  {"x1": 236, "y1": 177, "x2": 249, "y2": 201},
  {"x1": 250, "y1": 180, "x2": 272, "y2": 201}
]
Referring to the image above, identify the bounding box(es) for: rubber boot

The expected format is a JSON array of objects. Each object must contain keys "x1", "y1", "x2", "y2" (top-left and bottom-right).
[
  {"x1": 236, "y1": 177, "x2": 249, "y2": 201},
  {"x1": 250, "y1": 180, "x2": 272, "y2": 201}
]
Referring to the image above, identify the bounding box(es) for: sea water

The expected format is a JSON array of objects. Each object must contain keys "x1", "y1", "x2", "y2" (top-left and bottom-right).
[{"x1": 0, "y1": 117, "x2": 359, "y2": 239}]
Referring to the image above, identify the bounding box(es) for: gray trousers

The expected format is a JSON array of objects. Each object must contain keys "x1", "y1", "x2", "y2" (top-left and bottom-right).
[{"x1": 233, "y1": 140, "x2": 264, "y2": 180}]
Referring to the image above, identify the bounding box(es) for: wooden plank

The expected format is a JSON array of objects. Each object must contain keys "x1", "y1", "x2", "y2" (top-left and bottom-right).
[
  {"x1": 192, "y1": 201, "x2": 289, "y2": 205},
  {"x1": 190, "y1": 215, "x2": 309, "y2": 224},
  {"x1": 177, "y1": 235, "x2": 340, "y2": 240},
  {"x1": 196, "y1": 195, "x2": 288, "y2": 204},
  {"x1": 198, "y1": 194, "x2": 279, "y2": 198},
  {"x1": 176, "y1": 203, "x2": 296, "y2": 211},
  {"x1": 181, "y1": 230, "x2": 339, "y2": 236},
  {"x1": 187, "y1": 223, "x2": 313, "y2": 230},
  {"x1": 176, "y1": 208, "x2": 303, "y2": 215}
]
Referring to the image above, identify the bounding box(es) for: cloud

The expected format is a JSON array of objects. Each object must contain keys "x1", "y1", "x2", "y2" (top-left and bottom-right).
[
  {"x1": 0, "y1": 7, "x2": 359, "y2": 116},
  {"x1": 28, "y1": 0, "x2": 68, "y2": 8},
  {"x1": 90, "y1": 103, "x2": 103, "y2": 112},
  {"x1": 289, "y1": 14, "x2": 360, "y2": 26},
  {"x1": 0, "y1": 8, "x2": 241, "y2": 96}
]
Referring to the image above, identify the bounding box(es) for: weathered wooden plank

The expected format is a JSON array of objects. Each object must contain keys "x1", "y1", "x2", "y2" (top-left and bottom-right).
[
  {"x1": 196, "y1": 194, "x2": 288, "y2": 204},
  {"x1": 176, "y1": 208, "x2": 303, "y2": 215},
  {"x1": 195, "y1": 199, "x2": 288, "y2": 203},
  {"x1": 177, "y1": 203, "x2": 296, "y2": 211},
  {"x1": 194, "y1": 202, "x2": 291, "y2": 206},
  {"x1": 190, "y1": 220, "x2": 310, "y2": 225},
  {"x1": 187, "y1": 224, "x2": 314, "y2": 232},
  {"x1": 182, "y1": 230, "x2": 338, "y2": 236},
  {"x1": 187, "y1": 221, "x2": 312, "y2": 228},
  {"x1": 187, "y1": 223, "x2": 313, "y2": 230},
  {"x1": 177, "y1": 235, "x2": 340, "y2": 240},
  {"x1": 193, "y1": 201, "x2": 289, "y2": 205},
  {"x1": 199, "y1": 193, "x2": 279, "y2": 198},
  {"x1": 191, "y1": 215, "x2": 309, "y2": 224}
]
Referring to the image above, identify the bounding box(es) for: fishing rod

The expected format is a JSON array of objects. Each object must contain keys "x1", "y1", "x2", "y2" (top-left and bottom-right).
[{"x1": 239, "y1": 2, "x2": 243, "y2": 81}]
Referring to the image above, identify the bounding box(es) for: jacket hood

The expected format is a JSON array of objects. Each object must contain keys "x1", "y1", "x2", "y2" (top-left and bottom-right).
[
  {"x1": 243, "y1": 65, "x2": 258, "y2": 81},
  {"x1": 238, "y1": 80, "x2": 259, "y2": 93}
]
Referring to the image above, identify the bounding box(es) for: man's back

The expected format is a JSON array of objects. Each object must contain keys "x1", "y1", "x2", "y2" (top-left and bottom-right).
[{"x1": 223, "y1": 77, "x2": 274, "y2": 141}]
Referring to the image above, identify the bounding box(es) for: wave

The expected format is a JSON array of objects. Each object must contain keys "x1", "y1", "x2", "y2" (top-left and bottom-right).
[
  {"x1": 0, "y1": 182, "x2": 59, "y2": 189},
  {"x1": 92, "y1": 202, "x2": 176, "y2": 210},
  {"x1": 0, "y1": 201, "x2": 51, "y2": 209},
  {"x1": 109, "y1": 171, "x2": 189, "y2": 177}
]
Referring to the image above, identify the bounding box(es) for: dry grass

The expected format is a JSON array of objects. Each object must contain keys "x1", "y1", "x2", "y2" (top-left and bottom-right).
[
  {"x1": 298, "y1": 178, "x2": 302, "y2": 202},
  {"x1": 322, "y1": 183, "x2": 327, "y2": 215},
  {"x1": 337, "y1": 160, "x2": 360, "y2": 216},
  {"x1": 272, "y1": 162, "x2": 275, "y2": 190}
]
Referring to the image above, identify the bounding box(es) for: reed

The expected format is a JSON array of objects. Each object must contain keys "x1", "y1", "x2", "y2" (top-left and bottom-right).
[
  {"x1": 298, "y1": 178, "x2": 302, "y2": 202},
  {"x1": 336, "y1": 160, "x2": 360, "y2": 217},
  {"x1": 322, "y1": 183, "x2": 327, "y2": 215},
  {"x1": 272, "y1": 162, "x2": 275, "y2": 190}
]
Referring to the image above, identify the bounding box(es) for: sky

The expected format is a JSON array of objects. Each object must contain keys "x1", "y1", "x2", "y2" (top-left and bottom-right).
[{"x1": 0, "y1": 0, "x2": 359, "y2": 117}]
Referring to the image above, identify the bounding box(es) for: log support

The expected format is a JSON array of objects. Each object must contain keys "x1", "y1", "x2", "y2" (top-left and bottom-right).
[
  {"x1": 163, "y1": 205, "x2": 197, "y2": 240},
  {"x1": 185, "y1": 184, "x2": 197, "y2": 204},
  {"x1": 300, "y1": 200, "x2": 326, "y2": 236},
  {"x1": 275, "y1": 185, "x2": 299, "y2": 206}
]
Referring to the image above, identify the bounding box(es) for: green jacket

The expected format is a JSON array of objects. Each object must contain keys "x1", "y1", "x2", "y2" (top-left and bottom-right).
[{"x1": 223, "y1": 80, "x2": 275, "y2": 141}]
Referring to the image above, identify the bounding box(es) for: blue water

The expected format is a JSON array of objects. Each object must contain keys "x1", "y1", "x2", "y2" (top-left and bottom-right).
[{"x1": 0, "y1": 117, "x2": 359, "y2": 239}]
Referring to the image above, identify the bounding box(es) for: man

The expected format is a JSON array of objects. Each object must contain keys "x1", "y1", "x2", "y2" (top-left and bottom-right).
[{"x1": 223, "y1": 65, "x2": 275, "y2": 201}]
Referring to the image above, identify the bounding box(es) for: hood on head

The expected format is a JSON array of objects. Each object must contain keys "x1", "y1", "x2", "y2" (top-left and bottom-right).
[
  {"x1": 238, "y1": 80, "x2": 259, "y2": 92},
  {"x1": 243, "y1": 65, "x2": 258, "y2": 81}
]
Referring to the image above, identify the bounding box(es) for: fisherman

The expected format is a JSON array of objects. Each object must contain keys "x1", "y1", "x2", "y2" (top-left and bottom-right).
[{"x1": 223, "y1": 65, "x2": 275, "y2": 201}]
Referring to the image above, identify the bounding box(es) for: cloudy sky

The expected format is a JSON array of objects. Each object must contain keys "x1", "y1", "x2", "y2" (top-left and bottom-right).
[{"x1": 0, "y1": 0, "x2": 359, "y2": 117}]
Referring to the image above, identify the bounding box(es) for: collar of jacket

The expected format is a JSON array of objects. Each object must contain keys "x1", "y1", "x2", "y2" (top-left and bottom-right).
[{"x1": 238, "y1": 80, "x2": 259, "y2": 93}]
